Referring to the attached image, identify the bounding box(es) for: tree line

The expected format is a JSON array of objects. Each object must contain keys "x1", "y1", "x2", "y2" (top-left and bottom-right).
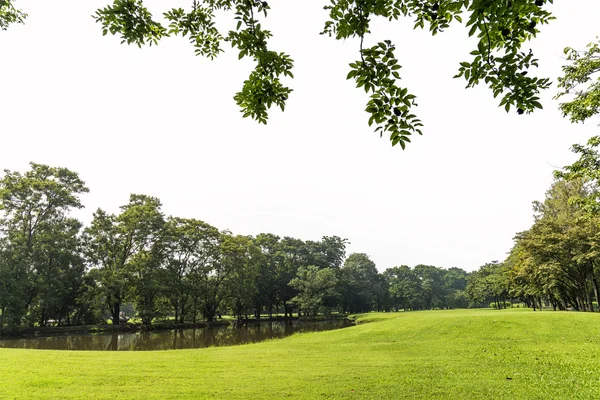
[
  {"x1": 0, "y1": 163, "x2": 472, "y2": 330},
  {"x1": 467, "y1": 177, "x2": 600, "y2": 311}
]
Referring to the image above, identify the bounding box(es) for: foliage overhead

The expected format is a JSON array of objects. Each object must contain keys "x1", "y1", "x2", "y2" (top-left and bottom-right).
[
  {"x1": 556, "y1": 39, "x2": 600, "y2": 125},
  {"x1": 0, "y1": 0, "x2": 26, "y2": 30},
  {"x1": 554, "y1": 39, "x2": 600, "y2": 214},
  {"x1": 1, "y1": 0, "x2": 556, "y2": 149}
]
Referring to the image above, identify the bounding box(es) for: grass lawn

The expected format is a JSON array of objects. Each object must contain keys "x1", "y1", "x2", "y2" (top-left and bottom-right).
[{"x1": 2, "y1": 308, "x2": 600, "y2": 399}]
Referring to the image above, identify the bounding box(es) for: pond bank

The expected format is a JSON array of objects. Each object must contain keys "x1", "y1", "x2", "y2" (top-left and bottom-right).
[
  {"x1": 0, "y1": 319, "x2": 355, "y2": 350},
  {"x1": 0, "y1": 320, "x2": 230, "y2": 339}
]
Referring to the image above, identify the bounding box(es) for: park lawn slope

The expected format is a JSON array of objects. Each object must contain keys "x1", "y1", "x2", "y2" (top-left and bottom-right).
[{"x1": 1, "y1": 309, "x2": 600, "y2": 399}]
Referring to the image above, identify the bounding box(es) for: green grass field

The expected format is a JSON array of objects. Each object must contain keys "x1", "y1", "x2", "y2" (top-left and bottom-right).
[{"x1": 2, "y1": 308, "x2": 600, "y2": 399}]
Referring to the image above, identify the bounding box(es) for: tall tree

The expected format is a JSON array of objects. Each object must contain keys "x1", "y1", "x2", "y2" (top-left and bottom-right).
[
  {"x1": 124, "y1": 195, "x2": 166, "y2": 328},
  {"x1": 505, "y1": 179, "x2": 599, "y2": 311},
  {"x1": 84, "y1": 194, "x2": 165, "y2": 325},
  {"x1": 196, "y1": 232, "x2": 261, "y2": 322},
  {"x1": 222, "y1": 235, "x2": 262, "y2": 320},
  {"x1": 0, "y1": 163, "x2": 88, "y2": 328},
  {"x1": 277, "y1": 236, "x2": 308, "y2": 317},
  {"x1": 340, "y1": 253, "x2": 381, "y2": 313},
  {"x1": 162, "y1": 217, "x2": 221, "y2": 323},
  {"x1": 253, "y1": 233, "x2": 282, "y2": 318}
]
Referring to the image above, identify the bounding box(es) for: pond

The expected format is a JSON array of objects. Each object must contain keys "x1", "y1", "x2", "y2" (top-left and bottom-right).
[{"x1": 0, "y1": 319, "x2": 354, "y2": 351}]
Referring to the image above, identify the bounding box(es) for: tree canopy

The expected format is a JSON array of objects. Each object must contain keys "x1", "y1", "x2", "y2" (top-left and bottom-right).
[{"x1": 1, "y1": 0, "x2": 556, "y2": 149}]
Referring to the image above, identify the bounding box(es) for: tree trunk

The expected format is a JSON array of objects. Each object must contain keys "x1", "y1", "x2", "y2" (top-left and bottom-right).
[
  {"x1": 593, "y1": 274, "x2": 600, "y2": 313},
  {"x1": 174, "y1": 299, "x2": 179, "y2": 324},
  {"x1": 180, "y1": 298, "x2": 187, "y2": 323},
  {"x1": 192, "y1": 297, "x2": 198, "y2": 324},
  {"x1": 111, "y1": 302, "x2": 120, "y2": 325}
]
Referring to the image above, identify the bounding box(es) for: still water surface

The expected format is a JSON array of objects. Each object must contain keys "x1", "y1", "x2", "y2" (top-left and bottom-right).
[{"x1": 0, "y1": 320, "x2": 353, "y2": 351}]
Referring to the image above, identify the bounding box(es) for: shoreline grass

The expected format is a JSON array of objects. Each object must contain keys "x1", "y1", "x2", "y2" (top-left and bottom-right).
[{"x1": 1, "y1": 308, "x2": 600, "y2": 399}]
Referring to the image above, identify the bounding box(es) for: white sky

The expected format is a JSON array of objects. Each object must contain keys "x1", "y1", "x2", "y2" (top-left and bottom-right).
[{"x1": 1, "y1": 1, "x2": 599, "y2": 272}]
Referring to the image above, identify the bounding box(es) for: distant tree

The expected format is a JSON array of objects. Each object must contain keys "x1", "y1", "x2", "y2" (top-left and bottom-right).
[
  {"x1": 289, "y1": 266, "x2": 338, "y2": 317},
  {"x1": 414, "y1": 264, "x2": 445, "y2": 309},
  {"x1": 222, "y1": 235, "x2": 262, "y2": 320},
  {"x1": 253, "y1": 233, "x2": 282, "y2": 318},
  {"x1": 305, "y1": 236, "x2": 348, "y2": 270},
  {"x1": 340, "y1": 253, "x2": 381, "y2": 313},
  {"x1": 442, "y1": 267, "x2": 469, "y2": 308},
  {"x1": 466, "y1": 261, "x2": 508, "y2": 309},
  {"x1": 84, "y1": 194, "x2": 164, "y2": 326},
  {"x1": 197, "y1": 232, "x2": 261, "y2": 322},
  {"x1": 162, "y1": 217, "x2": 221, "y2": 323},
  {"x1": 276, "y1": 236, "x2": 308, "y2": 317},
  {"x1": 385, "y1": 265, "x2": 420, "y2": 311}
]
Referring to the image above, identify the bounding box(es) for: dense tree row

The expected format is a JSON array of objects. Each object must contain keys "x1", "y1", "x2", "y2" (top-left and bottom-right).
[
  {"x1": 467, "y1": 178, "x2": 600, "y2": 311},
  {"x1": 0, "y1": 163, "x2": 470, "y2": 330}
]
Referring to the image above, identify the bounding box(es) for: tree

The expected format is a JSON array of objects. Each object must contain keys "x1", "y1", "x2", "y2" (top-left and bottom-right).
[
  {"x1": 276, "y1": 236, "x2": 308, "y2": 317},
  {"x1": 28, "y1": 217, "x2": 86, "y2": 327},
  {"x1": 556, "y1": 39, "x2": 600, "y2": 128},
  {"x1": 414, "y1": 264, "x2": 446, "y2": 309},
  {"x1": 554, "y1": 38, "x2": 600, "y2": 212},
  {"x1": 3, "y1": 0, "x2": 555, "y2": 148},
  {"x1": 340, "y1": 253, "x2": 381, "y2": 313},
  {"x1": 162, "y1": 217, "x2": 221, "y2": 323},
  {"x1": 466, "y1": 261, "x2": 508, "y2": 309},
  {"x1": 305, "y1": 236, "x2": 348, "y2": 270},
  {"x1": 289, "y1": 265, "x2": 338, "y2": 317},
  {"x1": 442, "y1": 267, "x2": 469, "y2": 308},
  {"x1": 124, "y1": 196, "x2": 166, "y2": 328},
  {"x1": 197, "y1": 232, "x2": 260, "y2": 322},
  {"x1": 222, "y1": 235, "x2": 262, "y2": 320},
  {"x1": 385, "y1": 265, "x2": 421, "y2": 311},
  {"x1": 495, "y1": 178, "x2": 600, "y2": 312},
  {"x1": 0, "y1": 163, "x2": 88, "y2": 329},
  {"x1": 84, "y1": 194, "x2": 165, "y2": 326}
]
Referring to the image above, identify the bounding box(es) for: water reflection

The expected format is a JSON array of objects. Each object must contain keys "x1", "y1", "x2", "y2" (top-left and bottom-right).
[{"x1": 0, "y1": 320, "x2": 353, "y2": 351}]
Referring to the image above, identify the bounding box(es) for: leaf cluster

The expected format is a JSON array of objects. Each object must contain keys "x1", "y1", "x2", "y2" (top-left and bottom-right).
[
  {"x1": 348, "y1": 41, "x2": 422, "y2": 149},
  {"x1": 556, "y1": 39, "x2": 600, "y2": 124},
  {"x1": 0, "y1": 0, "x2": 26, "y2": 30}
]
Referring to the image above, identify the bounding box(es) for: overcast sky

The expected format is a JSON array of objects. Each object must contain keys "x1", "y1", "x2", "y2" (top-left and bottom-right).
[{"x1": 1, "y1": 1, "x2": 599, "y2": 271}]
